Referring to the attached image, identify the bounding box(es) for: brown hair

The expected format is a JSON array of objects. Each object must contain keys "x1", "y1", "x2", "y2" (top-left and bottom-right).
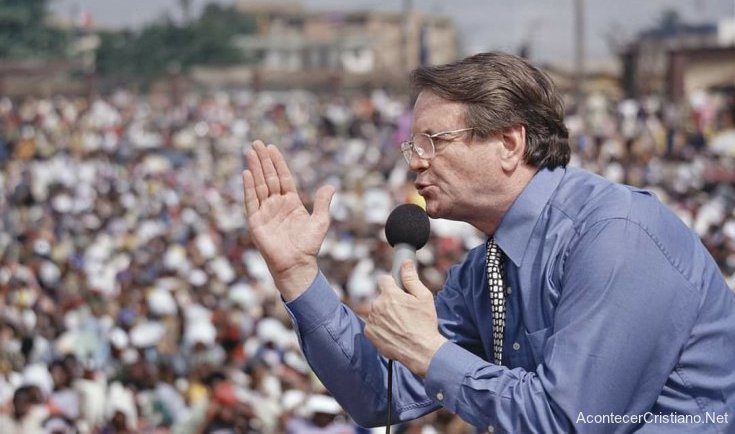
[{"x1": 410, "y1": 52, "x2": 570, "y2": 169}]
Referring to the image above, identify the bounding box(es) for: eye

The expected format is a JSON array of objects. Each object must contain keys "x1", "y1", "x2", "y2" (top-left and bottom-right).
[{"x1": 432, "y1": 134, "x2": 454, "y2": 145}]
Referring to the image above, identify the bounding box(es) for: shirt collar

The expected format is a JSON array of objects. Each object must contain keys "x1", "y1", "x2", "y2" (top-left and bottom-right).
[{"x1": 494, "y1": 166, "x2": 566, "y2": 266}]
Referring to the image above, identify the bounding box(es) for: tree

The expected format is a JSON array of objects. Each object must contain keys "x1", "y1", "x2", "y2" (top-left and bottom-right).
[
  {"x1": 0, "y1": 0, "x2": 69, "y2": 58},
  {"x1": 95, "y1": 4, "x2": 255, "y2": 81}
]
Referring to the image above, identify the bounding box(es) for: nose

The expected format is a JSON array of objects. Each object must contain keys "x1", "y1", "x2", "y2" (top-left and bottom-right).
[{"x1": 408, "y1": 153, "x2": 430, "y2": 172}]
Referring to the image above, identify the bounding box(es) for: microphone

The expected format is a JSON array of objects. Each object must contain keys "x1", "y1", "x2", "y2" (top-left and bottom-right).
[
  {"x1": 384, "y1": 203, "x2": 431, "y2": 288},
  {"x1": 382, "y1": 204, "x2": 430, "y2": 434}
]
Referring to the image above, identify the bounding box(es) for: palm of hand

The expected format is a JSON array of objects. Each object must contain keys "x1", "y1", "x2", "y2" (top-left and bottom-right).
[
  {"x1": 243, "y1": 141, "x2": 334, "y2": 297},
  {"x1": 249, "y1": 191, "x2": 328, "y2": 275}
]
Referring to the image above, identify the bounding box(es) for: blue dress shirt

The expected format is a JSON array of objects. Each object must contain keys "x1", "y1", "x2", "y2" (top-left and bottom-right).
[{"x1": 285, "y1": 167, "x2": 735, "y2": 433}]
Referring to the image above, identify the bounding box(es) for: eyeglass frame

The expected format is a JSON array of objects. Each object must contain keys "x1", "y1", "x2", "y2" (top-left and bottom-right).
[{"x1": 399, "y1": 127, "x2": 475, "y2": 164}]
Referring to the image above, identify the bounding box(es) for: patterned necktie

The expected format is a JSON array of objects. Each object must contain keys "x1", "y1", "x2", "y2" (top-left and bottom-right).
[{"x1": 486, "y1": 238, "x2": 507, "y2": 365}]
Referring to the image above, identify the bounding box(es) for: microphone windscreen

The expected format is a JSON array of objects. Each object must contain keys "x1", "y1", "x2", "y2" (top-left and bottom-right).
[{"x1": 384, "y1": 204, "x2": 430, "y2": 249}]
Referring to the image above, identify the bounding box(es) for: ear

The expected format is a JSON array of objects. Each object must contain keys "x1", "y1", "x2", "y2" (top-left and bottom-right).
[{"x1": 498, "y1": 124, "x2": 526, "y2": 172}]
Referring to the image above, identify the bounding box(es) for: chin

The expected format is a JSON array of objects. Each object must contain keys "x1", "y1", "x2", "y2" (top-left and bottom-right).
[{"x1": 423, "y1": 201, "x2": 444, "y2": 219}]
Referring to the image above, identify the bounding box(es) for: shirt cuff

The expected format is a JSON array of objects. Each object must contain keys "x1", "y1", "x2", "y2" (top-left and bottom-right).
[
  {"x1": 284, "y1": 270, "x2": 341, "y2": 335},
  {"x1": 424, "y1": 341, "x2": 486, "y2": 411}
]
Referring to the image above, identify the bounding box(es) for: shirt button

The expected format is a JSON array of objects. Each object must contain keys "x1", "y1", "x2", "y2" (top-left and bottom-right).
[
  {"x1": 506, "y1": 286, "x2": 512, "y2": 295},
  {"x1": 512, "y1": 342, "x2": 521, "y2": 351},
  {"x1": 436, "y1": 392, "x2": 444, "y2": 401},
  {"x1": 487, "y1": 426, "x2": 495, "y2": 433}
]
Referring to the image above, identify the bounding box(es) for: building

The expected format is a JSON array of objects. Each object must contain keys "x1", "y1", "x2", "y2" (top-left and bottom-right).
[
  {"x1": 668, "y1": 46, "x2": 735, "y2": 101},
  {"x1": 228, "y1": 0, "x2": 458, "y2": 89},
  {"x1": 620, "y1": 14, "x2": 735, "y2": 101}
]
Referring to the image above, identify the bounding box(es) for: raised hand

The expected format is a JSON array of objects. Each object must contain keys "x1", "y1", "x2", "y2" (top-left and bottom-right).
[{"x1": 242, "y1": 140, "x2": 335, "y2": 300}]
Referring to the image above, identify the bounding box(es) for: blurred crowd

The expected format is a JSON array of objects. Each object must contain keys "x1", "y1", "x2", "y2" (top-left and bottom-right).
[{"x1": 0, "y1": 85, "x2": 733, "y2": 434}]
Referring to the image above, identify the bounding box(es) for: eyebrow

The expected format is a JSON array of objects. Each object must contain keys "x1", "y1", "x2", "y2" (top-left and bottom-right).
[
  {"x1": 417, "y1": 128, "x2": 451, "y2": 136},
  {"x1": 430, "y1": 129, "x2": 466, "y2": 137}
]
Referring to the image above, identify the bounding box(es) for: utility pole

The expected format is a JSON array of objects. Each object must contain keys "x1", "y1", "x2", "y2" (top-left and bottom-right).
[
  {"x1": 179, "y1": 0, "x2": 192, "y2": 24},
  {"x1": 402, "y1": 0, "x2": 413, "y2": 74},
  {"x1": 574, "y1": 0, "x2": 587, "y2": 132}
]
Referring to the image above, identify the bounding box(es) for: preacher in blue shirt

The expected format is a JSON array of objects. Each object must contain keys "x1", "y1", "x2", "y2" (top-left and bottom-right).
[{"x1": 242, "y1": 52, "x2": 735, "y2": 433}]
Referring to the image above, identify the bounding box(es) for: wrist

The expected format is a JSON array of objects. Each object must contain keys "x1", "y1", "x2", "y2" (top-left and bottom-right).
[
  {"x1": 273, "y1": 260, "x2": 319, "y2": 301},
  {"x1": 415, "y1": 334, "x2": 447, "y2": 377}
]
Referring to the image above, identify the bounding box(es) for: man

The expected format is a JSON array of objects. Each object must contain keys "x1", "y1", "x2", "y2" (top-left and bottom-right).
[
  {"x1": 242, "y1": 52, "x2": 735, "y2": 433},
  {"x1": 0, "y1": 385, "x2": 47, "y2": 434}
]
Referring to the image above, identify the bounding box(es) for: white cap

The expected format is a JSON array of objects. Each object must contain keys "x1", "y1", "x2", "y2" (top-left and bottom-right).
[
  {"x1": 256, "y1": 318, "x2": 288, "y2": 345},
  {"x1": 55, "y1": 331, "x2": 76, "y2": 355},
  {"x1": 305, "y1": 394, "x2": 341, "y2": 416},
  {"x1": 184, "y1": 320, "x2": 216, "y2": 346},
  {"x1": 188, "y1": 269, "x2": 208, "y2": 287},
  {"x1": 229, "y1": 282, "x2": 259, "y2": 308},
  {"x1": 209, "y1": 256, "x2": 235, "y2": 284},
  {"x1": 108, "y1": 328, "x2": 129, "y2": 350},
  {"x1": 129, "y1": 321, "x2": 166, "y2": 348},
  {"x1": 147, "y1": 288, "x2": 177, "y2": 316},
  {"x1": 22, "y1": 363, "x2": 54, "y2": 397},
  {"x1": 281, "y1": 389, "x2": 306, "y2": 412}
]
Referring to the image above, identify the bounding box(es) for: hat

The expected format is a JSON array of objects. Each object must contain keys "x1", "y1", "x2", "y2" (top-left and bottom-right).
[
  {"x1": 22, "y1": 363, "x2": 54, "y2": 397},
  {"x1": 209, "y1": 256, "x2": 235, "y2": 284},
  {"x1": 43, "y1": 415, "x2": 74, "y2": 434},
  {"x1": 108, "y1": 328, "x2": 129, "y2": 350},
  {"x1": 228, "y1": 282, "x2": 258, "y2": 308},
  {"x1": 184, "y1": 320, "x2": 216, "y2": 346},
  {"x1": 256, "y1": 318, "x2": 288, "y2": 345},
  {"x1": 129, "y1": 321, "x2": 165, "y2": 348},
  {"x1": 281, "y1": 389, "x2": 306, "y2": 412},
  {"x1": 188, "y1": 269, "x2": 208, "y2": 287},
  {"x1": 305, "y1": 394, "x2": 341, "y2": 416},
  {"x1": 147, "y1": 288, "x2": 177, "y2": 316},
  {"x1": 55, "y1": 331, "x2": 77, "y2": 355},
  {"x1": 163, "y1": 245, "x2": 189, "y2": 271}
]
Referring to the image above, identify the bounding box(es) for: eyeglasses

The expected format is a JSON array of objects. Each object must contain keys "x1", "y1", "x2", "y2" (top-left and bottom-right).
[{"x1": 399, "y1": 127, "x2": 474, "y2": 164}]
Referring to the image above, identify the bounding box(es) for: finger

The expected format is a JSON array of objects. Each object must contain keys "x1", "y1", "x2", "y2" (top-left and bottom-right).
[
  {"x1": 377, "y1": 274, "x2": 400, "y2": 296},
  {"x1": 247, "y1": 141, "x2": 269, "y2": 203},
  {"x1": 255, "y1": 142, "x2": 281, "y2": 196},
  {"x1": 267, "y1": 144, "x2": 297, "y2": 194},
  {"x1": 400, "y1": 261, "x2": 429, "y2": 299},
  {"x1": 242, "y1": 170, "x2": 259, "y2": 216},
  {"x1": 312, "y1": 185, "x2": 335, "y2": 229}
]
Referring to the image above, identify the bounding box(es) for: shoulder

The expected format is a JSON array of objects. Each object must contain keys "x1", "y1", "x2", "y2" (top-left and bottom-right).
[
  {"x1": 551, "y1": 167, "x2": 682, "y2": 236},
  {"x1": 553, "y1": 169, "x2": 706, "y2": 289}
]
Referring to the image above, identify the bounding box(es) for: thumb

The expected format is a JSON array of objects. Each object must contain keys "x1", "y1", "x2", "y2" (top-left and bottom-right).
[
  {"x1": 312, "y1": 184, "x2": 335, "y2": 225},
  {"x1": 400, "y1": 260, "x2": 429, "y2": 298}
]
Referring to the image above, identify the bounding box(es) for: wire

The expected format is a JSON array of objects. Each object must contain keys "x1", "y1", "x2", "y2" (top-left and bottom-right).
[{"x1": 386, "y1": 359, "x2": 394, "y2": 434}]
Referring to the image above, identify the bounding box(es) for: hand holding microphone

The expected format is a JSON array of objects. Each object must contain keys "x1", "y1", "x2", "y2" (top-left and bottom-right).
[{"x1": 364, "y1": 204, "x2": 447, "y2": 378}]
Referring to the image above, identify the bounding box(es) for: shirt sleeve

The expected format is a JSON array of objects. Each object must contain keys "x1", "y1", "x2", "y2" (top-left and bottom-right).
[
  {"x1": 425, "y1": 218, "x2": 701, "y2": 433},
  {"x1": 284, "y1": 271, "x2": 439, "y2": 428}
]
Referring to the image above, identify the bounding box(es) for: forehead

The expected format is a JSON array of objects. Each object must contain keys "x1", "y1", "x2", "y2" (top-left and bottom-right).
[{"x1": 412, "y1": 90, "x2": 467, "y2": 133}]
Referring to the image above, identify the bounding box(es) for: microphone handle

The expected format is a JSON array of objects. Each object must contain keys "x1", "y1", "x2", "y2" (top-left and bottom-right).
[
  {"x1": 387, "y1": 243, "x2": 415, "y2": 433},
  {"x1": 391, "y1": 243, "x2": 416, "y2": 290}
]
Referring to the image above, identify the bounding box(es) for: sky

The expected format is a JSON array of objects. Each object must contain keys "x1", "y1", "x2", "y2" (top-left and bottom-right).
[{"x1": 50, "y1": 0, "x2": 735, "y2": 63}]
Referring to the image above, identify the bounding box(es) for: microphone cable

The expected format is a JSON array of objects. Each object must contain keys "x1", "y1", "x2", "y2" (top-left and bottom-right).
[{"x1": 386, "y1": 359, "x2": 394, "y2": 434}]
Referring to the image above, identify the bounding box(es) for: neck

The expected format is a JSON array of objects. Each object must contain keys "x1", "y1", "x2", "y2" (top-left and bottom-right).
[{"x1": 470, "y1": 165, "x2": 536, "y2": 235}]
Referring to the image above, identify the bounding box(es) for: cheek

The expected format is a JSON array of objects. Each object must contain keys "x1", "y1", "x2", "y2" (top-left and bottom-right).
[{"x1": 435, "y1": 167, "x2": 466, "y2": 196}]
